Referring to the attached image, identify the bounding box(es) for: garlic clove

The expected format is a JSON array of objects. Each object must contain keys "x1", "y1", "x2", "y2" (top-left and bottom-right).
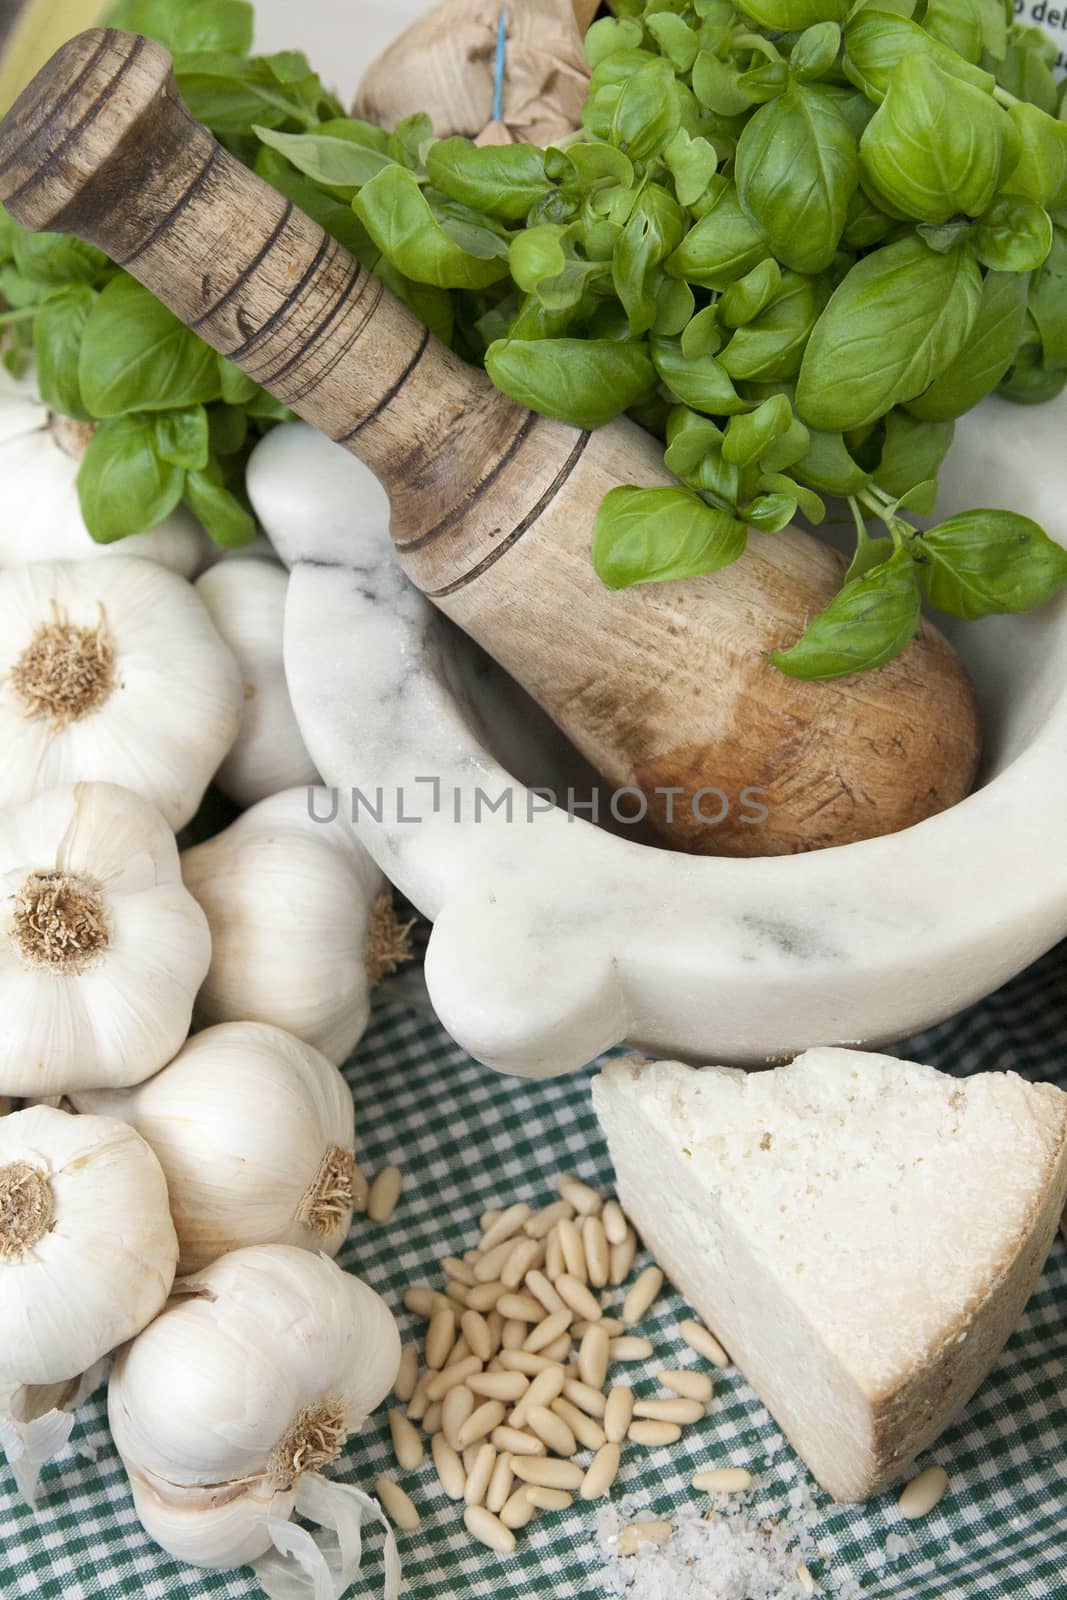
[
  {"x1": 0, "y1": 783, "x2": 211, "y2": 1095},
  {"x1": 0, "y1": 557, "x2": 242, "y2": 830},
  {"x1": 0, "y1": 1106, "x2": 177, "y2": 1389},
  {"x1": 72, "y1": 1022, "x2": 359, "y2": 1273},
  {"x1": 0, "y1": 1359, "x2": 108, "y2": 1505},
  {"x1": 195, "y1": 559, "x2": 319, "y2": 808},
  {"x1": 182, "y1": 788, "x2": 407, "y2": 1066}
]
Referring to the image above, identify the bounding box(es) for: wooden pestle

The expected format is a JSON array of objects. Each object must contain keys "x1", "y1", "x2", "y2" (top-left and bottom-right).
[{"x1": 0, "y1": 30, "x2": 981, "y2": 855}]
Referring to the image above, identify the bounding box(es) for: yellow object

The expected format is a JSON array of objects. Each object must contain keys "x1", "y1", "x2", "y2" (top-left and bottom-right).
[{"x1": 0, "y1": 0, "x2": 104, "y2": 115}]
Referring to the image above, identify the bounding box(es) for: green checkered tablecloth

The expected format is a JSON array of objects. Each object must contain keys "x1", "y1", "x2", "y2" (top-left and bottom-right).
[{"x1": 2, "y1": 937, "x2": 1065, "y2": 1599}]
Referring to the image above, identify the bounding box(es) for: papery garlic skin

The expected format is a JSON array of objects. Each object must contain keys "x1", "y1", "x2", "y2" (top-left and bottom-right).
[
  {"x1": 71, "y1": 1022, "x2": 357, "y2": 1273},
  {"x1": 0, "y1": 1106, "x2": 178, "y2": 1388},
  {"x1": 0, "y1": 557, "x2": 242, "y2": 830},
  {"x1": 182, "y1": 788, "x2": 402, "y2": 1065},
  {"x1": 194, "y1": 559, "x2": 318, "y2": 808},
  {"x1": 109, "y1": 1245, "x2": 401, "y2": 1569},
  {"x1": 0, "y1": 782, "x2": 211, "y2": 1095},
  {"x1": 0, "y1": 369, "x2": 208, "y2": 576}
]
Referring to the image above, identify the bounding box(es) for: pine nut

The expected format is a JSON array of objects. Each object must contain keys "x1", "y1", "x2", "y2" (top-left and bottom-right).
[
  {"x1": 500, "y1": 1487, "x2": 537, "y2": 1530},
  {"x1": 457, "y1": 1401, "x2": 506, "y2": 1449},
  {"x1": 610, "y1": 1336, "x2": 653, "y2": 1362},
  {"x1": 524, "y1": 1309, "x2": 572, "y2": 1353},
  {"x1": 525, "y1": 1486, "x2": 573, "y2": 1511},
  {"x1": 480, "y1": 1202, "x2": 532, "y2": 1253},
  {"x1": 480, "y1": 1208, "x2": 501, "y2": 1232},
  {"x1": 551, "y1": 1396, "x2": 606, "y2": 1451},
  {"x1": 526, "y1": 1269, "x2": 566, "y2": 1316},
  {"x1": 406, "y1": 1373, "x2": 431, "y2": 1422},
  {"x1": 556, "y1": 1275, "x2": 601, "y2": 1323},
  {"x1": 563, "y1": 1379, "x2": 607, "y2": 1419},
  {"x1": 445, "y1": 1334, "x2": 471, "y2": 1368},
  {"x1": 425, "y1": 1307, "x2": 456, "y2": 1371},
  {"x1": 462, "y1": 1446, "x2": 481, "y2": 1475},
  {"x1": 661, "y1": 1369, "x2": 714, "y2": 1402},
  {"x1": 403, "y1": 1285, "x2": 437, "y2": 1318},
  {"x1": 628, "y1": 1420, "x2": 682, "y2": 1446},
  {"x1": 578, "y1": 1324, "x2": 610, "y2": 1390},
  {"x1": 474, "y1": 1240, "x2": 517, "y2": 1283},
  {"x1": 581, "y1": 1441, "x2": 621, "y2": 1500},
  {"x1": 510, "y1": 1456, "x2": 585, "y2": 1490},
  {"x1": 467, "y1": 1504, "x2": 518, "y2": 1555},
  {"x1": 557, "y1": 1218, "x2": 587, "y2": 1282},
  {"x1": 442, "y1": 1255, "x2": 476, "y2": 1287},
  {"x1": 501, "y1": 1237, "x2": 542, "y2": 1288},
  {"x1": 604, "y1": 1386, "x2": 634, "y2": 1444},
  {"x1": 432, "y1": 1432, "x2": 465, "y2": 1500},
  {"x1": 609, "y1": 1228, "x2": 637, "y2": 1286},
  {"x1": 617, "y1": 1520, "x2": 671, "y2": 1555},
  {"x1": 367, "y1": 1165, "x2": 402, "y2": 1223},
  {"x1": 573, "y1": 1316, "x2": 623, "y2": 1340},
  {"x1": 498, "y1": 1349, "x2": 562, "y2": 1377},
  {"x1": 485, "y1": 1310, "x2": 504, "y2": 1358},
  {"x1": 622, "y1": 1265, "x2": 663, "y2": 1326},
  {"x1": 898, "y1": 1465, "x2": 949, "y2": 1520},
  {"x1": 375, "y1": 1475, "x2": 420, "y2": 1532},
  {"x1": 423, "y1": 1401, "x2": 442, "y2": 1435},
  {"x1": 491, "y1": 1425, "x2": 545, "y2": 1456},
  {"x1": 466, "y1": 1280, "x2": 508, "y2": 1312},
  {"x1": 524, "y1": 1199, "x2": 574, "y2": 1239},
  {"x1": 467, "y1": 1371, "x2": 528, "y2": 1402},
  {"x1": 442, "y1": 1384, "x2": 475, "y2": 1450},
  {"x1": 460, "y1": 1310, "x2": 493, "y2": 1363},
  {"x1": 463, "y1": 1441, "x2": 497, "y2": 1507},
  {"x1": 486, "y1": 1451, "x2": 514, "y2": 1514},
  {"x1": 393, "y1": 1343, "x2": 419, "y2": 1403},
  {"x1": 446, "y1": 1280, "x2": 470, "y2": 1308},
  {"x1": 540, "y1": 1333, "x2": 572, "y2": 1362},
  {"x1": 601, "y1": 1199, "x2": 628, "y2": 1245},
  {"x1": 511, "y1": 1363, "x2": 566, "y2": 1427},
  {"x1": 545, "y1": 1228, "x2": 565, "y2": 1280},
  {"x1": 388, "y1": 1408, "x2": 424, "y2": 1471},
  {"x1": 693, "y1": 1468, "x2": 752, "y2": 1492},
  {"x1": 501, "y1": 1318, "x2": 526, "y2": 1349},
  {"x1": 797, "y1": 1560, "x2": 815, "y2": 1595},
  {"x1": 557, "y1": 1175, "x2": 602, "y2": 1215},
  {"x1": 425, "y1": 1356, "x2": 481, "y2": 1401},
  {"x1": 634, "y1": 1397, "x2": 706, "y2": 1424},
  {"x1": 679, "y1": 1320, "x2": 730, "y2": 1368},
  {"x1": 496, "y1": 1292, "x2": 544, "y2": 1322},
  {"x1": 582, "y1": 1216, "x2": 610, "y2": 1288},
  {"x1": 527, "y1": 1405, "x2": 576, "y2": 1457}
]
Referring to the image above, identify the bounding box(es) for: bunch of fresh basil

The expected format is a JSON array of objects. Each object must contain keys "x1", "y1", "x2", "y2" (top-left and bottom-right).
[{"x1": 2, "y1": 0, "x2": 1066, "y2": 677}]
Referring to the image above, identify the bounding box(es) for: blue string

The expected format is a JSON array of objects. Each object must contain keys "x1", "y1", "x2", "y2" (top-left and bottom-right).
[{"x1": 492, "y1": 5, "x2": 508, "y2": 124}]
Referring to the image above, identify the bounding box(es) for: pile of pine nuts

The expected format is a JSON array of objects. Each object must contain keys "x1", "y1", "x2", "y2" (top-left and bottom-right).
[{"x1": 374, "y1": 1174, "x2": 733, "y2": 1556}]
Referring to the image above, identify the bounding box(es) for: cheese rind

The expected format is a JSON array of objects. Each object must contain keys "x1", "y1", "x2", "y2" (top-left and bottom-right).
[{"x1": 592, "y1": 1047, "x2": 1067, "y2": 1501}]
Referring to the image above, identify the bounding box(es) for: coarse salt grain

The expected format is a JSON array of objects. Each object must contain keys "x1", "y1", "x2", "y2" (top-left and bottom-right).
[{"x1": 597, "y1": 1497, "x2": 820, "y2": 1600}]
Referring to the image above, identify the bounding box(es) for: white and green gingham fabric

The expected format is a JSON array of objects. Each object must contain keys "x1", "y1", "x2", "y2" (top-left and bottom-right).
[{"x1": 2, "y1": 936, "x2": 1065, "y2": 1599}]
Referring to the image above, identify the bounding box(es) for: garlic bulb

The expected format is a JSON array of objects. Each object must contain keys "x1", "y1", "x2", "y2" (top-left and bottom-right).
[
  {"x1": 0, "y1": 1105, "x2": 178, "y2": 1388},
  {"x1": 71, "y1": 1022, "x2": 360, "y2": 1273},
  {"x1": 109, "y1": 1245, "x2": 400, "y2": 1573},
  {"x1": 0, "y1": 782, "x2": 211, "y2": 1094},
  {"x1": 194, "y1": 558, "x2": 318, "y2": 807},
  {"x1": 0, "y1": 366, "x2": 208, "y2": 576},
  {"x1": 182, "y1": 788, "x2": 411, "y2": 1064},
  {"x1": 0, "y1": 556, "x2": 242, "y2": 829}
]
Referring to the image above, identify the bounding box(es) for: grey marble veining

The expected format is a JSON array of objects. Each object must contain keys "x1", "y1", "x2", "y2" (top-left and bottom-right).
[{"x1": 251, "y1": 407, "x2": 1067, "y2": 1078}]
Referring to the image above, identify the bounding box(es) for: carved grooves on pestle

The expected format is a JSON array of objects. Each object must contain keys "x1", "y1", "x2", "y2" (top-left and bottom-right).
[
  {"x1": 190, "y1": 199, "x2": 296, "y2": 330},
  {"x1": 335, "y1": 326, "x2": 433, "y2": 446},
  {"x1": 395, "y1": 412, "x2": 540, "y2": 553},
  {"x1": 0, "y1": 29, "x2": 113, "y2": 182},
  {"x1": 118, "y1": 134, "x2": 223, "y2": 267}
]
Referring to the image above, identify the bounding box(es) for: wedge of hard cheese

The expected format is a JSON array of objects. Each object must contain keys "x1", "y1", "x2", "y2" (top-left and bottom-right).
[{"x1": 592, "y1": 1048, "x2": 1067, "y2": 1502}]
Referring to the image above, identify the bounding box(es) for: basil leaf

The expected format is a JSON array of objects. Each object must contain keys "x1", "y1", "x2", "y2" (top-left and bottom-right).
[
  {"x1": 719, "y1": 259, "x2": 782, "y2": 329},
  {"x1": 585, "y1": 16, "x2": 645, "y2": 69},
  {"x1": 843, "y1": 11, "x2": 995, "y2": 102},
  {"x1": 873, "y1": 410, "x2": 953, "y2": 509},
  {"x1": 796, "y1": 235, "x2": 982, "y2": 429},
  {"x1": 790, "y1": 21, "x2": 843, "y2": 80},
  {"x1": 916, "y1": 511, "x2": 1067, "y2": 617},
  {"x1": 354, "y1": 167, "x2": 509, "y2": 290},
  {"x1": 613, "y1": 187, "x2": 686, "y2": 337},
  {"x1": 745, "y1": 492, "x2": 798, "y2": 532},
  {"x1": 11, "y1": 230, "x2": 111, "y2": 287},
  {"x1": 922, "y1": 0, "x2": 983, "y2": 63},
  {"x1": 77, "y1": 415, "x2": 185, "y2": 543},
  {"x1": 485, "y1": 338, "x2": 655, "y2": 429},
  {"x1": 723, "y1": 394, "x2": 795, "y2": 467},
  {"x1": 218, "y1": 356, "x2": 260, "y2": 407},
  {"x1": 254, "y1": 122, "x2": 394, "y2": 189},
  {"x1": 426, "y1": 140, "x2": 550, "y2": 222},
  {"x1": 734, "y1": 0, "x2": 848, "y2": 28},
  {"x1": 646, "y1": 12, "x2": 700, "y2": 72},
  {"x1": 119, "y1": 0, "x2": 253, "y2": 53},
  {"x1": 772, "y1": 545, "x2": 921, "y2": 678},
  {"x1": 719, "y1": 271, "x2": 826, "y2": 381},
  {"x1": 33, "y1": 286, "x2": 96, "y2": 421},
  {"x1": 208, "y1": 405, "x2": 249, "y2": 457},
  {"x1": 761, "y1": 469, "x2": 827, "y2": 524},
  {"x1": 667, "y1": 181, "x2": 770, "y2": 289},
  {"x1": 994, "y1": 29, "x2": 1058, "y2": 116},
  {"x1": 692, "y1": 50, "x2": 759, "y2": 118},
  {"x1": 905, "y1": 270, "x2": 1028, "y2": 420},
  {"x1": 611, "y1": 59, "x2": 683, "y2": 160},
  {"x1": 79, "y1": 276, "x2": 222, "y2": 417},
  {"x1": 736, "y1": 84, "x2": 859, "y2": 274},
  {"x1": 972, "y1": 195, "x2": 1053, "y2": 274},
  {"x1": 153, "y1": 406, "x2": 210, "y2": 471},
  {"x1": 593, "y1": 485, "x2": 747, "y2": 588},
  {"x1": 793, "y1": 426, "x2": 871, "y2": 494},
  {"x1": 651, "y1": 336, "x2": 747, "y2": 414},
  {"x1": 185, "y1": 465, "x2": 256, "y2": 547},
  {"x1": 1000, "y1": 102, "x2": 1067, "y2": 210},
  {"x1": 1028, "y1": 225, "x2": 1067, "y2": 370},
  {"x1": 680, "y1": 305, "x2": 724, "y2": 360},
  {"x1": 662, "y1": 129, "x2": 719, "y2": 209},
  {"x1": 664, "y1": 407, "x2": 725, "y2": 478}
]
